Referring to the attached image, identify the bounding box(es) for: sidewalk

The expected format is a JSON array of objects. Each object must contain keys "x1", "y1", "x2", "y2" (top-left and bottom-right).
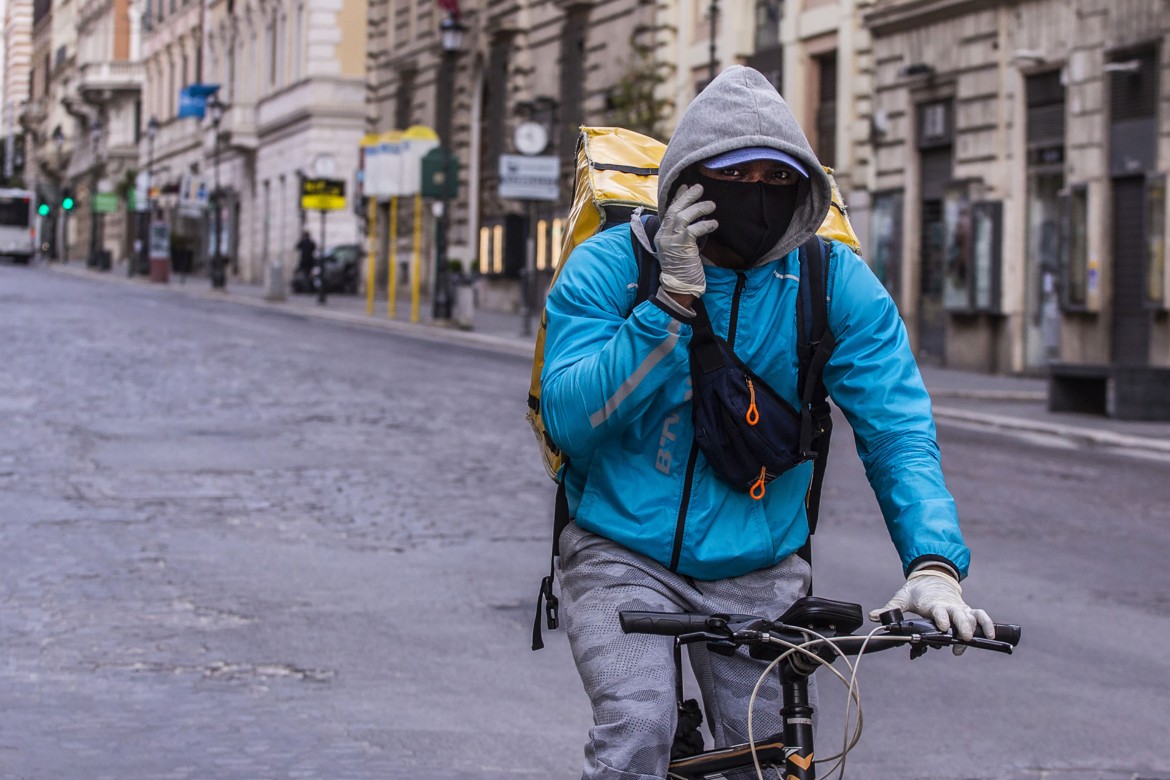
[{"x1": 48, "y1": 260, "x2": 1170, "y2": 456}]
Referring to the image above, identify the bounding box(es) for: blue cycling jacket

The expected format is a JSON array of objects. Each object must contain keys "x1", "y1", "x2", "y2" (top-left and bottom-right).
[{"x1": 540, "y1": 222, "x2": 970, "y2": 581}]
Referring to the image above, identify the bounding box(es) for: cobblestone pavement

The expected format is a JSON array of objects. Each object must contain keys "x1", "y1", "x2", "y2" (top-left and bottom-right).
[
  {"x1": 1, "y1": 268, "x2": 575, "y2": 778},
  {"x1": 2, "y1": 265, "x2": 1168, "y2": 780}
]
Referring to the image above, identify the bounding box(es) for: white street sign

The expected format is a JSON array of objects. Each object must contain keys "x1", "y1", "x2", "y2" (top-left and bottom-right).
[{"x1": 498, "y1": 154, "x2": 560, "y2": 201}]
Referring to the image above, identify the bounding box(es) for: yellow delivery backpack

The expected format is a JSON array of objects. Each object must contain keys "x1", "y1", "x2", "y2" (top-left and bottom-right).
[{"x1": 524, "y1": 125, "x2": 860, "y2": 483}]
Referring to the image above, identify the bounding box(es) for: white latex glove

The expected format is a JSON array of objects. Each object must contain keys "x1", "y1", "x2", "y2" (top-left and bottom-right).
[
  {"x1": 869, "y1": 568, "x2": 995, "y2": 656},
  {"x1": 656, "y1": 183, "x2": 718, "y2": 297}
]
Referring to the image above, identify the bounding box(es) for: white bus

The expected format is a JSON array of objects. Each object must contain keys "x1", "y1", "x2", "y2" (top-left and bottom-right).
[{"x1": 0, "y1": 188, "x2": 36, "y2": 264}]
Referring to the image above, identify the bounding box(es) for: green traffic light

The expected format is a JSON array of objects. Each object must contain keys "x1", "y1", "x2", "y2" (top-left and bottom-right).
[
  {"x1": 38, "y1": 203, "x2": 50, "y2": 216},
  {"x1": 62, "y1": 197, "x2": 74, "y2": 211}
]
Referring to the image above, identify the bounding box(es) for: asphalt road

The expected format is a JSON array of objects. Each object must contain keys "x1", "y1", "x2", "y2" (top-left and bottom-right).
[{"x1": 1, "y1": 265, "x2": 1167, "y2": 780}]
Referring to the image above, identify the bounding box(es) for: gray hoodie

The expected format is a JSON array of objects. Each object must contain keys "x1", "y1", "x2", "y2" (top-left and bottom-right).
[{"x1": 657, "y1": 65, "x2": 832, "y2": 265}]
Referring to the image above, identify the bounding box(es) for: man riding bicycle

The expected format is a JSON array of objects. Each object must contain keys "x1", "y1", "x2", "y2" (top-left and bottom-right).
[{"x1": 539, "y1": 65, "x2": 995, "y2": 780}]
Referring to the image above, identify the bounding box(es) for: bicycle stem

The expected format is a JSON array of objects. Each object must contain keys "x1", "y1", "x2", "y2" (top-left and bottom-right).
[{"x1": 781, "y1": 666, "x2": 817, "y2": 780}]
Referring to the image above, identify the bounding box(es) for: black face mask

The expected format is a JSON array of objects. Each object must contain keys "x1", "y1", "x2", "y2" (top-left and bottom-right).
[{"x1": 674, "y1": 169, "x2": 800, "y2": 267}]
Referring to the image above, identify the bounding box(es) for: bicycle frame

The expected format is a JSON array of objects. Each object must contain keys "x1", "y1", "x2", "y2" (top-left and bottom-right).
[{"x1": 664, "y1": 639, "x2": 817, "y2": 780}]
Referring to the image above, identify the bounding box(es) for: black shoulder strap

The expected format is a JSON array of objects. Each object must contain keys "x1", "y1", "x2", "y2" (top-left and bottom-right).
[
  {"x1": 534, "y1": 215, "x2": 663, "y2": 651},
  {"x1": 633, "y1": 214, "x2": 661, "y2": 306},
  {"x1": 795, "y1": 236, "x2": 835, "y2": 539},
  {"x1": 532, "y1": 480, "x2": 570, "y2": 650}
]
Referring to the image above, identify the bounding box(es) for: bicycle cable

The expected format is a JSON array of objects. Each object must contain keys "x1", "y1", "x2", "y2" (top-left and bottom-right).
[{"x1": 743, "y1": 626, "x2": 904, "y2": 780}]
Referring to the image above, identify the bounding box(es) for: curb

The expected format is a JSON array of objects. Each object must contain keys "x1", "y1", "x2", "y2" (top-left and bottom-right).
[
  {"x1": 932, "y1": 406, "x2": 1170, "y2": 455},
  {"x1": 42, "y1": 264, "x2": 1170, "y2": 456},
  {"x1": 44, "y1": 263, "x2": 535, "y2": 358},
  {"x1": 930, "y1": 389, "x2": 1047, "y2": 402}
]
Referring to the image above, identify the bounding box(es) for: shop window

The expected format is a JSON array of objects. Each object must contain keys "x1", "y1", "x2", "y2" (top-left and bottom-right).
[
  {"x1": 1060, "y1": 184, "x2": 1090, "y2": 310},
  {"x1": 869, "y1": 189, "x2": 903, "y2": 302},
  {"x1": 970, "y1": 201, "x2": 1002, "y2": 312},
  {"x1": 942, "y1": 182, "x2": 1002, "y2": 314}
]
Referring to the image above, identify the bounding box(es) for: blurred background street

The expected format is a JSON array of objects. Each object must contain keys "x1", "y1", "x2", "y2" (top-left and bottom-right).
[{"x1": 1, "y1": 264, "x2": 1168, "y2": 779}]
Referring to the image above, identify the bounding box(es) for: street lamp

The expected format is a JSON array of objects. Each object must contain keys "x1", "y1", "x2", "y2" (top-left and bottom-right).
[
  {"x1": 207, "y1": 94, "x2": 227, "y2": 289},
  {"x1": 432, "y1": 11, "x2": 465, "y2": 322},
  {"x1": 88, "y1": 119, "x2": 103, "y2": 269},
  {"x1": 137, "y1": 116, "x2": 159, "y2": 276},
  {"x1": 51, "y1": 125, "x2": 66, "y2": 263}
]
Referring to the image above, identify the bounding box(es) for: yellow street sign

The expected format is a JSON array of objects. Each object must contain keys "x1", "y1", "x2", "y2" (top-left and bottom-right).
[{"x1": 301, "y1": 177, "x2": 346, "y2": 211}]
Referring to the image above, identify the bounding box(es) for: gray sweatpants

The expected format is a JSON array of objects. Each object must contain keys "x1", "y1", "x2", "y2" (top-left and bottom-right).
[{"x1": 557, "y1": 522, "x2": 814, "y2": 780}]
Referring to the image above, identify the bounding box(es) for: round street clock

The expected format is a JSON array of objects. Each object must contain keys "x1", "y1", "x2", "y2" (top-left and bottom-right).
[
  {"x1": 312, "y1": 154, "x2": 337, "y2": 178},
  {"x1": 514, "y1": 121, "x2": 549, "y2": 156}
]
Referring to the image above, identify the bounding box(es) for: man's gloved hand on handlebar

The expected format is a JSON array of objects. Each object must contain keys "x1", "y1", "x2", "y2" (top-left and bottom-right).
[{"x1": 869, "y1": 566, "x2": 995, "y2": 655}]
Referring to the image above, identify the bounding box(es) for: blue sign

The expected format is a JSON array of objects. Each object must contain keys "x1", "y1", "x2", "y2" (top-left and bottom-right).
[{"x1": 177, "y1": 84, "x2": 221, "y2": 119}]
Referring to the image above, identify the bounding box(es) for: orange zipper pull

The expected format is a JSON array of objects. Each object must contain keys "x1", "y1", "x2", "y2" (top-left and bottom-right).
[
  {"x1": 745, "y1": 378, "x2": 759, "y2": 426},
  {"x1": 750, "y1": 466, "x2": 767, "y2": 500}
]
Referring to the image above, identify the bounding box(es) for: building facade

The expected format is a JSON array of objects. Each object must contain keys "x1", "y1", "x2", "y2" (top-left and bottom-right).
[
  {"x1": 366, "y1": 0, "x2": 784, "y2": 312},
  {"x1": 204, "y1": 0, "x2": 367, "y2": 285},
  {"x1": 22, "y1": 0, "x2": 82, "y2": 259},
  {"x1": 70, "y1": 0, "x2": 143, "y2": 265},
  {"x1": 861, "y1": 0, "x2": 1170, "y2": 373},
  {"x1": 140, "y1": 0, "x2": 208, "y2": 275},
  {"x1": 4, "y1": 0, "x2": 35, "y2": 186}
]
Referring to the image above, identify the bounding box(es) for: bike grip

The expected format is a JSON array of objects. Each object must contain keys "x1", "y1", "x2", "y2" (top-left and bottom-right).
[
  {"x1": 619, "y1": 611, "x2": 713, "y2": 636},
  {"x1": 982, "y1": 623, "x2": 1021, "y2": 646}
]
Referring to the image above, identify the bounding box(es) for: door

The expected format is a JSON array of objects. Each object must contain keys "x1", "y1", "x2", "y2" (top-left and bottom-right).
[{"x1": 1110, "y1": 177, "x2": 1151, "y2": 366}]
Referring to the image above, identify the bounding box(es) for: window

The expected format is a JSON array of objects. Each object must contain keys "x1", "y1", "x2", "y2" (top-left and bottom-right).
[
  {"x1": 753, "y1": 0, "x2": 782, "y2": 52},
  {"x1": 813, "y1": 51, "x2": 837, "y2": 167},
  {"x1": 918, "y1": 100, "x2": 952, "y2": 148},
  {"x1": 943, "y1": 184, "x2": 1003, "y2": 314},
  {"x1": 1026, "y1": 71, "x2": 1065, "y2": 147},
  {"x1": 869, "y1": 190, "x2": 903, "y2": 300},
  {"x1": 394, "y1": 67, "x2": 415, "y2": 130}
]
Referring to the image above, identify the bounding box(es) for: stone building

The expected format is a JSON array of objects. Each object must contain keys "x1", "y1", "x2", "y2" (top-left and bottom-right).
[
  {"x1": 4, "y1": 0, "x2": 34, "y2": 186},
  {"x1": 22, "y1": 0, "x2": 81, "y2": 259},
  {"x1": 365, "y1": 0, "x2": 776, "y2": 313},
  {"x1": 861, "y1": 0, "x2": 1170, "y2": 376},
  {"x1": 140, "y1": 0, "x2": 212, "y2": 277},
  {"x1": 69, "y1": 0, "x2": 143, "y2": 265},
  {"x1": 203, "y1": 0, "x2": 367, "y2": 284}
]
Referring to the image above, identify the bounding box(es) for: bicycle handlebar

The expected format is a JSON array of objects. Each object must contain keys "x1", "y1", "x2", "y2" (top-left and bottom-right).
[{"x1": 618, "y1": 602, "x2": 1021, "y2": 658}]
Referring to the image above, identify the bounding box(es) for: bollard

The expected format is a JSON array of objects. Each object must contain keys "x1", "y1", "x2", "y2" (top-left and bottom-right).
[
  {"x1": 265, "y1": 260, "x2": 287, "y2": 302},
  {"x1": 452, "y1": 273, "x2": 476, "y2": 330}
]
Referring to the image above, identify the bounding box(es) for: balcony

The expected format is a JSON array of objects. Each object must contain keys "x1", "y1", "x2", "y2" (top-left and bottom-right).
[
  {"x1": 78, "y1": 61, "x2": 144, "y2": 103},
  {"x1": 257, "y1": 78, "x2": 365, "y2": 136},
  {"x1": 216, "y1": 103, "x2": 259, "y2": 152}
]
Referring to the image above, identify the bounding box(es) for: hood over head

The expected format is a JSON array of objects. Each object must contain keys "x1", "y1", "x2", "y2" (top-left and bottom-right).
[{"x1": 657, "y1": 65, "x2": 832, "y2": 265}]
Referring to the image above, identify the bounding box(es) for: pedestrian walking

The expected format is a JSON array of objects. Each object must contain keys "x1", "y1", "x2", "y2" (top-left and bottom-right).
[
  {"x1": 296, "y1": 231, "x2": 317, "y2": 277},
  {"x1": 538, "y1": 65, "x2": 996, "y2": 780}
]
